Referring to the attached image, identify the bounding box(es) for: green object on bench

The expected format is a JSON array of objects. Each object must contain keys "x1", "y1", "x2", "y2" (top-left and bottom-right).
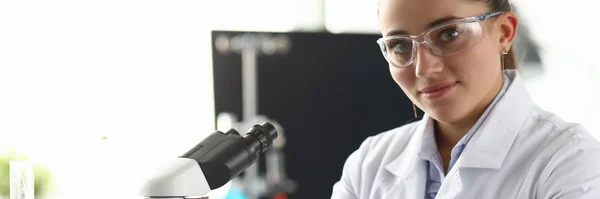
[{"x1": 0, "y1": 150, "x2": 55, "y2": 198}]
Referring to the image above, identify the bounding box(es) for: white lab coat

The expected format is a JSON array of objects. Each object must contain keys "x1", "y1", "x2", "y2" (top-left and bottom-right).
[{"x1": 331, "y1": 70, "x2": 600, "y2": 199}]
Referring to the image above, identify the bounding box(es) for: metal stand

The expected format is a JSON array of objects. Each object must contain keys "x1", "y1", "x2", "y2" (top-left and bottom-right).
[{"x1": 215, "y1": 33, "x2": 295, "y2": 199}]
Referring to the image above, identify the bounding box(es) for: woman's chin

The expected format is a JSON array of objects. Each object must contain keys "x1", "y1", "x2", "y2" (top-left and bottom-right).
[
  {"x1": 419, "y1": 93, "x2": 468, "y2": 123},
  {"x1": 424, "y1": 106, "x2": 467, "y2": 124}
]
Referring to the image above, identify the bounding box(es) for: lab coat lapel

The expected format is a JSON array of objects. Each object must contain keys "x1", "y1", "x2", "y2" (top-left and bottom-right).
[
  {"x1": 435, "y1": 167, "x2": 464, "y2": 199},
  {"x1": 383, "y1": 117, "x2": 430, "y2": 198},
  {"x1": 458, "y1": 70, "x2": 533, "y2": 169},
  {"x1": 437, "y1": 71, "x2": 533, "y2": 198}
]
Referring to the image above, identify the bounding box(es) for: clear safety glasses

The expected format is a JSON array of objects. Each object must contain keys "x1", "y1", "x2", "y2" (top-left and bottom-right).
[{"x1": 376, "y1": 12, "x2": 503, "y2": 68}]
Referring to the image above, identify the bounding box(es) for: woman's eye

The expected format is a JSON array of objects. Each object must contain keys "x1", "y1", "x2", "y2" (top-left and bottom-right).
[
  {"x1": 439, "y1": 28, "x2": 460, "y2": 41},
  {"x1": 392, "y1": 41, "x2": 411, "y2": 53}
]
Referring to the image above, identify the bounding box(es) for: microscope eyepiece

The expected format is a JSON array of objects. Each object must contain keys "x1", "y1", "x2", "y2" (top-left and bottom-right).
[
  {"x1": 244, "y1": 122, "x2": 278, "y2": 153},
  {"x1": 180, "y1": 122, "x2": 279, "y2": 190}
]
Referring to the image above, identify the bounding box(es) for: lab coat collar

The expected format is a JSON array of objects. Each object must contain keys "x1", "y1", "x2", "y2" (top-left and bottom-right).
[
  {"x1": 385, "y1": 115, "x2": 431, "y2": 179},
  {"x1": 458, "y1": 70, "x2": 533, "y2": 169},
  {"x1": 385, "y1": 70, "x2": 533, "y2": 177}
]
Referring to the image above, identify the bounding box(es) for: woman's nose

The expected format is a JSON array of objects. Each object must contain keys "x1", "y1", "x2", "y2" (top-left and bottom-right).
[{"x1": 414, "y1": 44, "x2": 444, "y2": 78}]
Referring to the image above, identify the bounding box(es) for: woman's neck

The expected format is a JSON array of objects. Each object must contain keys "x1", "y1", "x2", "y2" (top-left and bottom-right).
[{"x1": 435, "y1": 72, "x2": 505, "y2": 148}]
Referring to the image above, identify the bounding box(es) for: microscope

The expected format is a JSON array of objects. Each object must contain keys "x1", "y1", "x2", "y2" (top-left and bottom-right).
[
  {"x1": 139, "y1": 32, "x2": 297, "y2": 199},
  {"x1": 138, "y1": 122, "x2": 278, "y2": 199}
]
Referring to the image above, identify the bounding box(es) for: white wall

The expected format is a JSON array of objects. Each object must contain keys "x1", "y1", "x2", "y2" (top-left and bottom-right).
[
  {"x1": 325, "y1": 0, "x2": 379, "y2": 34},
  {"x1": 0, "y1": 1, "x2": 214, "y2": 198},
  {"x1": 512, "y1": 0, "x2": 600, "y2": 140},
  {"x1": 0, "y1": 1, "x2": 300, "y2": 198}
]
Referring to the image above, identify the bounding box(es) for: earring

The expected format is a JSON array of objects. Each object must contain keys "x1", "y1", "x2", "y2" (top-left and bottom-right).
[
  {"x1": 500, "y1": 48, "x2": 508, "y2": 70},
  {"x1": 412, "y1": 103, "x2": 418, "y2": 118}
]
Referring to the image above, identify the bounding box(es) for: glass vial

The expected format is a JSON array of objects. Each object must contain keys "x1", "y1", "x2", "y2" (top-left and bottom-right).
[{"x1": 10, "y1": 161, "x2": 34, "y2": 199}]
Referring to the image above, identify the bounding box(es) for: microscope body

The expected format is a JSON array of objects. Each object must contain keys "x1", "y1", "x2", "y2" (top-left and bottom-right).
[
  {"x1": 139, "y1": 158, "x2": 211, "y2": 198},
  {"x1": 139, "y1": 122, "x2": 277, "y2": 199}
]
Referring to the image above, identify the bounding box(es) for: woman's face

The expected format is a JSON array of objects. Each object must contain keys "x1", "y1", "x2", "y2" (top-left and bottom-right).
[{"x1": 378, "y1": 0, "x2": 512, "y2": 124}]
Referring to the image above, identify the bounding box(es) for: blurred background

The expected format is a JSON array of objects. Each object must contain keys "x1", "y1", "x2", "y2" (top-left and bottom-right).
[{"x1": 0, "y1": 0, "x2": 598, "y2": 198}]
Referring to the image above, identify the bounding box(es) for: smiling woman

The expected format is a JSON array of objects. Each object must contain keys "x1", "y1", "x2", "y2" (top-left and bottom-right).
[{"x1": 331, "y1": 0, "x2": 600, "y2": 198}]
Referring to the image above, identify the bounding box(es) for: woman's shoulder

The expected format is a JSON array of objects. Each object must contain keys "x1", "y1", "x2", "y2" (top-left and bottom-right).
[
  {"x1": 522, "y1": 105, "x2": 600, "y2": 197},
  {"x1": 526, "y1": 104, "x2": 596, "y2": 144},
  {"x1": 517, "y1": 104, "x2": 600, "y2": 172}
]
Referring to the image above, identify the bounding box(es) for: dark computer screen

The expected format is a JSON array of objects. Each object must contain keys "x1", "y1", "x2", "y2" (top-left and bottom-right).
[{"x1": 212, "y1": 30, "x2": 418, "y2": 199}]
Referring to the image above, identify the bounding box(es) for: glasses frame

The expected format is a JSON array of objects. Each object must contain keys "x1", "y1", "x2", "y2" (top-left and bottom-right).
[{"x1": 376, "y1": 11, "x2": 504, "y2": 68}]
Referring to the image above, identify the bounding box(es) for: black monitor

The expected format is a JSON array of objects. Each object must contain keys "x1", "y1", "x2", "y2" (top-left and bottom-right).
[{"x1": 211, "y1": 30, "x2": 417, "y2": 199}]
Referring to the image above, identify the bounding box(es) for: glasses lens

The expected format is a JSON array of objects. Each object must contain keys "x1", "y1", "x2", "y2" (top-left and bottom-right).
[
  {"x1": 425, "y1": 21, "x2": 483, "y2": 56},
  {"x1": 378, "y1": 20, "x2": 484, "y2": 68},
  {"x1": 382, "y1": 38, "x2": 414, "y2": 67}
]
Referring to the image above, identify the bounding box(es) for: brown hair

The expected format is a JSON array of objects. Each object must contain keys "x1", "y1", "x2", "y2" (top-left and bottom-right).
[
  {"x1": 377, "y1": 0, "x2": 519, "y2": 70},
  {"x1": 479, "y1": 0, "x2": 518, "y2": 70}
]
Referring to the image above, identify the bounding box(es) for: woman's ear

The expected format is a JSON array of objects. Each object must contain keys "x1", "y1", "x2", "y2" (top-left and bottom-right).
[{"x1": 498, "y1": 12, "x2": 519, "y2": 50}]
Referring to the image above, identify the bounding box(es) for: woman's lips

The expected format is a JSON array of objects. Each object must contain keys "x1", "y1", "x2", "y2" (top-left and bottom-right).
[{"x1": 418, "y1": 82, "x2": 458, "y2": 100}]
